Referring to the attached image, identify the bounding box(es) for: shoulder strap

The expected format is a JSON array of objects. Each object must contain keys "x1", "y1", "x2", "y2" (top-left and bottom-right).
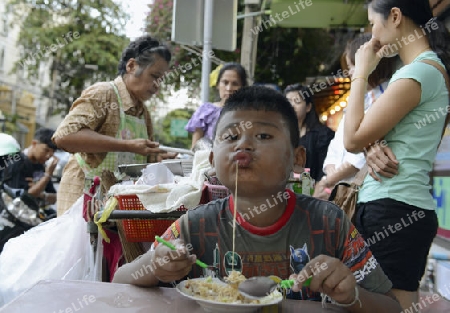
[
  {"x1": 419, "y1": 60, "x2": 450, "y2": 141},
  {"x1": 109, "y1": 82, "x2": 123, "y2": 109},
  {"x1": 353, "y1": 164, "x2": 368, "y2": 187}
]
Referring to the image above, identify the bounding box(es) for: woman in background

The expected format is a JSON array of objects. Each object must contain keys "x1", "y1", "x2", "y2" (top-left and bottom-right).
[
  {"x1": 186, "y1": 62, "x2": 248, "y2": 149},
  {"x1": 344, "y1": 0, "x2": 450, "y2": 309},
  {"x1": 314, "y1": 33, "x2": 399, "y2": 199},
  {"x1": 53, "y1": 36, "x2": 172, "y2": 216},
  {"x1": 284, "y1": 84, "x2": 335, "y2": 181}
]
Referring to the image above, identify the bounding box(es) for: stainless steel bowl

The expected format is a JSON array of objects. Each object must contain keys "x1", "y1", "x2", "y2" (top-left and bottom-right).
[
  {"x1": 117, "y1": 163, "x2": 149, "y2": 178},
  {"x1": 118, "y1": 161, "x2": 188, "y2": 178},
  {"x1": 161, "y1": 160, "x2": 184, "y2": 177}
]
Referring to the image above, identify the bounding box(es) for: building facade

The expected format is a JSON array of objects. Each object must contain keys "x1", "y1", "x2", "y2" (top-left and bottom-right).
[{"x1": 0, "y1": 0, "x2": 53, "y2": 146}]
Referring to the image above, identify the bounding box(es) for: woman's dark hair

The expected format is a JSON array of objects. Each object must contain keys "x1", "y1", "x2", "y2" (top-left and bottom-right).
[
  {"x1": 216, "y1": 62, "x2": 249, "y2": 87},
  {"x1": 369, "y1": 0, "x2": 450, "y2": 77},
  {"x1": 117, "y1": 35, "x2": 171, "y2": 76},
  {"x1": 346, "y1": 32, "x2": 399, "y2": 88},
  {"x1": 214, "y1": 86, "x2": 299, "y2": 148},
  {"x1": 283, "y1": 83, "x2": 322, "y2": 131}
]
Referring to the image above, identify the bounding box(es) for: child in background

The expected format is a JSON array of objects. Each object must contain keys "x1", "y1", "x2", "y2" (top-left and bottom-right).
[
  {"x1": 113, "y1": 86, "x2": 401, "y2": 312},
  {"x1": 186, "y1": 63, "x2": 248, "y2": 149}
]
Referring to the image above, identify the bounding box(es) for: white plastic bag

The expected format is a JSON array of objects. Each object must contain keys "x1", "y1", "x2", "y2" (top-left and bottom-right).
[
  {"x1": 135, "y1": 163, "x2": 174, "y2": 185},
  {"x1": 0, "y1": 197, "x2": 92, "y2": 306}
]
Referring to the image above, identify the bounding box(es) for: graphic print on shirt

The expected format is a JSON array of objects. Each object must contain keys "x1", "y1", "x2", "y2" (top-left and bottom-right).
[
  {"x1": 289, "y1": 243, "x2": 310, "y2": 274},
  {"x1": 223, "y1": 250, "x2": 243, "y2": 276},
  {"x1": 343, "y1": 227, "x2": 367, "y2": 265},
  {"x1": 287, "y1": 243, "x2": 320, "y2": 300},
  {"x1": 342, "y1": 225, "x2": 378, "y2": 283}
]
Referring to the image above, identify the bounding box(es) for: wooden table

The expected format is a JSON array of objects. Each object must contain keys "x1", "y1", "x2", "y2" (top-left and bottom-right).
[{"x1": 0, "y1": 280, "x2": 347, "y2": 313}]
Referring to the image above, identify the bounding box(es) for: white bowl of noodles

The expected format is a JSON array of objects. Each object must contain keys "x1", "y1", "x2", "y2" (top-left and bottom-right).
[{"x1": 176, "y1": 276, "x2": 282, "y2": 313}]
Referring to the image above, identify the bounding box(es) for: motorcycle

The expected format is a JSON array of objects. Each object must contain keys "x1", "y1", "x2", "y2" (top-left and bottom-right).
[{"x1": 0, "y1": 185, "x2": 54, "y2": 253}]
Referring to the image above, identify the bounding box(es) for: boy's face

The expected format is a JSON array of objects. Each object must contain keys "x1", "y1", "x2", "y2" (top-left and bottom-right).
[
  {"x1": 29, "y1": 140, "x2": 55, "y2": 164},
  {"x1": 211, "y1": 110, "x2": 302, "y2": 197}
]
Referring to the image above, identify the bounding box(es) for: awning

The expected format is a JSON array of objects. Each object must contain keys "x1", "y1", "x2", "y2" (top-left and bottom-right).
[
  {"x1": 269, "y1": 0, "x2": 368, "y2": 29},
  {"x1": 269, "y1": 0, "x2": 450, "y2": 29}
]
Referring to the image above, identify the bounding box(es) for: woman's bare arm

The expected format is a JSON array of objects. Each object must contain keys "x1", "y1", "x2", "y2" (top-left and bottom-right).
[
  {"x1": 54, "y1": 129, "x2": 161, "y2": 156},
  {"x1": 191, "y1": 128, "x2": 204, "y2": 149},
  {"x1": 344, "y1": 78, "x2": 421, "y2": 153}
]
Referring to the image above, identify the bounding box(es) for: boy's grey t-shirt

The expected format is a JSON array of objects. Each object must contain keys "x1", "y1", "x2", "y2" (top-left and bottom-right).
[{"x1": 159, "y1": 191, "x2": 392, "y2": 300}]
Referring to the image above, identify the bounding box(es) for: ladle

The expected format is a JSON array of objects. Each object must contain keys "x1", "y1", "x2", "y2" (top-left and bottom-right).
[
  {"x1": 238, "y1": 276, "x2": 312, "y2": 299},
  {"x1": 159, "y1": 145, "x2": 195, "y2": 156}
]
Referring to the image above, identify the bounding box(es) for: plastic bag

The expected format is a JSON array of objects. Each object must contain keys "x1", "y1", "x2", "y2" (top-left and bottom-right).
[
  {"x1": 0, "y1": 197, "x2": 92, "y2": 306},
  {"x1": 83, "y1": 176, "x2": 101, "y2": 222},
  {"x1": 135, "y1": 163, "x2": 174, "y2": 185}
]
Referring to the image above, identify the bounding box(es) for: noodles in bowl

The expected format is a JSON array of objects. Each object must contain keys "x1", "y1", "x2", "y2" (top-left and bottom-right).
[
  {"x1": 223, "y1": 270, "x2": 248, "y2": 290},
  {"x1": 176, "y1": 271, "x2": 282, "y2": 313}
]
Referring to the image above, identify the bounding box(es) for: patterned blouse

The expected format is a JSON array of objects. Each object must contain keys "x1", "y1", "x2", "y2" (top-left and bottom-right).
[{"x1": 185, "y1": 102, "x2": 222, "y2": 140}]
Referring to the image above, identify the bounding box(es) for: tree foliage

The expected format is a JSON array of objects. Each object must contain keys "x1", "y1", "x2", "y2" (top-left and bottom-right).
[
  {"x1": 7, "y1": 0, "x2": 130, "y2": 113},
  {"x1": 255, "y1": 27, "x2": 335, "y2": 86},
  {"x1": 145, "y1": 0, "x2": 341, "y2": 95},
  {"x1": 145, "y1": 0, "x2": 243, "y2": 106},
  {"x1": 153, "y1": 107, "x2": 195, "y2": 149}
]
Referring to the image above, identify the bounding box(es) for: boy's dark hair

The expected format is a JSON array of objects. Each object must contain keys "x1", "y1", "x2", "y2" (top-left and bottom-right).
[
  {"x1": 34, "y1": 128, "x2": 57, "y2": 150},
  {"x1": 283, "y1": 83, "x2": 322, "y2": 131},
  {"x1": 346, "y1": 33, "x2": 398, "y2": 88},
  {"x1": 215, "y1": 86, "x2": 300, "y2": 148},
  {"x1": 117, "y1": 35, "x2": 171, "y2": 76}
]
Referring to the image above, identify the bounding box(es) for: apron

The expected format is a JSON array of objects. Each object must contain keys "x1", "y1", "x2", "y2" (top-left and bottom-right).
[{"x1": 75, "y1": 82, "x2": 148, "y2": 184}]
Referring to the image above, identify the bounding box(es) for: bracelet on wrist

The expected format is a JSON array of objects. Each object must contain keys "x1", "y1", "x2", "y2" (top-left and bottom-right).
[
  {"x1": 321, "y1": 286, "x2": 362, "y2": 308},
  {"x1": 351, "y1": 76, "x2": 368, "y2": 83}
]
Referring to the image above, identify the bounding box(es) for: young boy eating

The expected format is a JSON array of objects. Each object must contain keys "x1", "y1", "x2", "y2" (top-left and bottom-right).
[{"x1": 113, "y1": 86, "x2": 401, "y2": 312}]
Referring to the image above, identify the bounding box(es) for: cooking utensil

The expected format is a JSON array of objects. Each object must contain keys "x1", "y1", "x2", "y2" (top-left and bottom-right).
[
  {"x1": 117, "y1": 163, "x2": 149, "y2": 178},
  {"x1": 159, "y1": 145, "x2": 195, "y2": 156},
  {"x1": 118, "y1": 161, "x2": 189, "y2": 178},
  {"x1": 238, "y1": 275, "x2": 312, "y2": 299}
]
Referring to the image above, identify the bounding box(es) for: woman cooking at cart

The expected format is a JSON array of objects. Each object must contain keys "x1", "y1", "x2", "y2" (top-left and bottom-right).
[{"x1": 53, "y1": 36, "x2": 173, "y2": 216}]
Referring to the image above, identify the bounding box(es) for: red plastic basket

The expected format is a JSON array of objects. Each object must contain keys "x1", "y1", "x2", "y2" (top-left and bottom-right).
[
  {"x1": 204, "y1": 183, "x2": 231, "y2": 202},
  {"x1": 116, "y1": 194, "x2": 188, "y2": 242}
]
